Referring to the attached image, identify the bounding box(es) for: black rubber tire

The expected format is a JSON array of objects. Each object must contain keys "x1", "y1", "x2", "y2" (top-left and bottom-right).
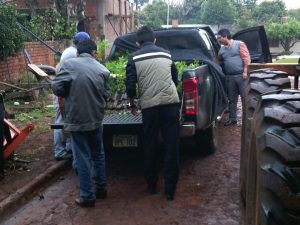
[
  {"x1": 240, "y1": 69, "x2": 291, "y2": 204},
  {"x1": 195, "y1": 121, "x2": 218, "y2": 155},
  {"x1": 246, "y1": 89, "x2": 300, "y2": 225}
]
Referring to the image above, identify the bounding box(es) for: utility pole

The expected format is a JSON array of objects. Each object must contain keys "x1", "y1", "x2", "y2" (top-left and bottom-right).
[{"x1": 167, "y1": 0, "x2": 170, "y2": 28}]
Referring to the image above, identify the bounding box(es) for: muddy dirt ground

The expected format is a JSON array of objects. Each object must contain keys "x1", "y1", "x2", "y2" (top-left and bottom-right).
[{"x1": 0, "y1": 100, "x2": 245, "y2": 225}]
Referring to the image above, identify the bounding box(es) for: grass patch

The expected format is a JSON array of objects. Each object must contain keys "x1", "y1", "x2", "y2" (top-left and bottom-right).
[
  {"x1": 274, "y1": 58, "x2": 299, "y2": 63},
  {"x1": 15, "y1": 107, "x2": 55, "y2": 122}
]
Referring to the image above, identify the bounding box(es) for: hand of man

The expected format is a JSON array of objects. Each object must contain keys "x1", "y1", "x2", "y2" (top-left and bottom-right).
[
  {"x1": 243, "y1": 72, "x2": 248, "y2": 80},
  {"x1": 129, "y1": 98, "x2": 139, "y2": 116},
  {"x1": 130, "y1": 104, "x2": 139, "y2": 116}
]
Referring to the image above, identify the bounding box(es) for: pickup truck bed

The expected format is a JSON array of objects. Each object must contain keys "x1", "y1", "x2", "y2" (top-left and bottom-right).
[
  {"x1": 102, "y1": 113, "x2": 143, "y2": 149},
  {"x1": 102, "y1": 113, "x2": 142, "y2": 127}
]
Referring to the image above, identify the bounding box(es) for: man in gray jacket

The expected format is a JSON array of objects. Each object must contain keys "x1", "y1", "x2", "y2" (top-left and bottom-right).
[{"x1": 52, "y1": 39, "x2": 110, "y2": 207}]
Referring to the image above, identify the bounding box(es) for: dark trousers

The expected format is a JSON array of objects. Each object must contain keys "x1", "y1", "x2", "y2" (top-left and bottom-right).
[
  {"x1": 227, "y1": 75, "x2": 245, "y2": 119},
  {"x1": 142, "y1": 104, "x2": 180, "y2": 195},
  {"x1": 0, "y1": 102, "x2": 5, "y2": 172}
]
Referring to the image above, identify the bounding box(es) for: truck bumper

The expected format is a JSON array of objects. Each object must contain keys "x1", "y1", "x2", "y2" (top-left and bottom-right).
[{"x1": 180, "y1": 122, "x2": 195, "y2": 137}]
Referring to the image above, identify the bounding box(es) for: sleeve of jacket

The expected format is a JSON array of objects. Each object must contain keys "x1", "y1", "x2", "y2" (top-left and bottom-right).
[
  {"x1": 125, "y1": 56, "x2": 138, "y2": 98},
  {"x1": 51, "y1": 61, "x2": 72, "y2": 97},
  {"x1": 171, "y1": 62, "x2": 178, "y2": 86}
]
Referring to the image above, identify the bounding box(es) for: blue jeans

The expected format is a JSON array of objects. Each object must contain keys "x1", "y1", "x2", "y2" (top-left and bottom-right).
[
  {"x1": 53, "y1": 96, "x2": 72, "y2": 158},
  {"x1": 71, "y1": 126, "x2": 107, "y2": 201}
]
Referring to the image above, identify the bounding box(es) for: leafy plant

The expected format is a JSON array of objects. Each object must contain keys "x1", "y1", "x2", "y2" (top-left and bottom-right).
[
  {"x1": 266, "y1": 18, "x2": 300, "y2": 52},
  {"x1": 0, "y1": 4, "x2": 26, "y2": 60},
  {"x1": 97, "y1": 39, "x2": 109, "y2": 62},
  {"x1": 15, "y1": 107, "x2": 54, "y2": 122},
  {"x1": 24, "y1": 9, "x2": 76, "y2": 41},
  {"x1": 175, "y1": 61, "x2": 201, "y2": 94},
  {"x1": 175, "y1": 61, "x2": 201, "y2": 81},
  {"x1": 105, "y1": 58, "x2": 201, "y2": 96},
  {"x1": 106, "y1": 57, "x2": 128, "y2": 94}
]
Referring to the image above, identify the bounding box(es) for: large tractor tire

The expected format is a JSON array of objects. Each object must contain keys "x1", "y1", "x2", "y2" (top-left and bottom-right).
[
  {"x1": 240, "y1": 69, "x2": 291, "y2": 203},
  {"x1": 245, "y1": 89, "x2": 300, "y2": 225},
  {"x1": 195, "y1": 121, "x2": 218, "y2": 155}
]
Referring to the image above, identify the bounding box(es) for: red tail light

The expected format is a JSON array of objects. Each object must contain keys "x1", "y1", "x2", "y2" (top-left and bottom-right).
[{"x1": 183, "y1": 77, "x2": 198, "y2": 115}]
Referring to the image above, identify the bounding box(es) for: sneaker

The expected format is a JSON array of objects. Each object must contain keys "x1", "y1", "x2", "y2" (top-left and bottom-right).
[
  {"x1": 55, "y1": 153, "x2": 73, "y2": 161},
  {"x1": 95, "y1": 188, "x2": 107, "y2": 199},
  {"x1": 224, "y1": 119, "x2": 237, "y2": 126}
]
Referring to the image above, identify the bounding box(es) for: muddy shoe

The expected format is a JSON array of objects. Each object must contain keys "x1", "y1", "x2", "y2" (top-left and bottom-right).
[
  {"x1": 55, "y1": 153, "x2": 72, "y2": 161},
  {"x1": 95, "y1": 188, "x2": 107, "y2": 199},
  {"x1": 75, "y1": 198, "x2": 95, "y2": 207}
]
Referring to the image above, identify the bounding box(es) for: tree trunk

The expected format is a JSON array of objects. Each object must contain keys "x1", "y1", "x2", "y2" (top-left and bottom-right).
[
  {"x1": 280, "y1": 39, "x2": 299, "y2": 52},
  {"x1": 75, "y1": 0, "x2": 86, "y2": 31}
]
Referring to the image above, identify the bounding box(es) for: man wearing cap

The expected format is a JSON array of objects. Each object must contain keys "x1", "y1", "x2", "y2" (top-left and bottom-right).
[
  {"x1": 52, "y1": 39, "x2": 110, "y2": 207},
  {"x1": 53, "y1": 32, "x2": 90, "y2": 161}
]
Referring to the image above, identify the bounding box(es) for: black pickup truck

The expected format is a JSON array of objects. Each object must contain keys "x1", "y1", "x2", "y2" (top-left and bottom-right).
[{"x1": 102, "y1": 26, "x2": 272, "y2": 154}]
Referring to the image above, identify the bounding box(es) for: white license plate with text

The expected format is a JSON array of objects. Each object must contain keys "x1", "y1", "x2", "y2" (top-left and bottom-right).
[{"x1": 112, "y1": 135, "x2": 138, "y2": 147}]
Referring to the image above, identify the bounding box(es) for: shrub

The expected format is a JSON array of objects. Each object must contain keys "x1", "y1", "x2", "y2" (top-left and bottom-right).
[
  {"x1": 105, "y1": 57, "x2": 201, "y2": 96},
  {"x1": 24, "y1": 9, "x2": 76, "y2": 41},
  {"x1": 106, "y1": 57, "x2": 128, "y2": 95},
  {"x1": 0, "y1": 4, "x2": 26, "y2": 60}
]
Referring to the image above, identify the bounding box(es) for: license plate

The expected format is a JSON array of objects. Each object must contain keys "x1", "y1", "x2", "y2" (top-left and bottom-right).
[{"x1": 113, "y1": 135, "x2": 138, "y2": 147}]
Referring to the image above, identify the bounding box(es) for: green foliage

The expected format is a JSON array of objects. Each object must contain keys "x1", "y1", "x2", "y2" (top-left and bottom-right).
[
  {"x1": 24, "y1": 9, "x2": 76, "y2": 41},
  {"x1": 288, "y1": 8, "x2": 300, "y2": 21},
  {"x1": 234, "y1": 8, "x2": 257, "y2": 29},
  {"x1": 0, "y1": 4, "x2": 26, "y2": 60},
  {"x1": 17, "y1": 72, "x2": 39, "y2": 84},
  {"x1": 15, "y1": 105, "x2": 54, "y2": 122},
  {"x1": 232, "y1": 0, "x2": 258, "y2": 12},
  {"x1": 175, "y1": 61, "x2": 201, "y2": 81},
  {"x1": 175, "y1": 61, "x2": 201, "y2": 93},
  {"x1": 254, "y1": 0, "x2": 286, "y2": 23},
  {"x1": 200, "y1": 0, "x2": 236, "y2": 28},
  {"x1": 105, "y1": 57, "x2": 128, "y2": 94},
  {"x1": 139, "y1": 0, "x2": 180, "y2": 28},
  {"x1": 97, "y1": 39, "x2": 109, "y2": 62},
  {"x1": 105, "y1": 57, "x2": 202, "y2": 95},
  {"x1": 134, "y1": 0, "x2": 150, "y2": 9},
  {"x1": 275, "y1": 58, "x2": 299, "y2": 63},
  {"x1": 266, "y1": 18, "x2": 300, "y2": 51},
  {"x1": 180, "y1": 0, "x2": 204, "y2": 23}
]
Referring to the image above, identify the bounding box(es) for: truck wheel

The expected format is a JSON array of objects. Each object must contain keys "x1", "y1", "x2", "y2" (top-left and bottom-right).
[
  {"x1": 240, "y1": 69, "x2": 291, "y2": 204},
  {"x1": 246, "y1": 90, "x2": 300, "y2": 225},
  {"x1": 195, "y1": 121, "x2": 218, "y2": 155}
]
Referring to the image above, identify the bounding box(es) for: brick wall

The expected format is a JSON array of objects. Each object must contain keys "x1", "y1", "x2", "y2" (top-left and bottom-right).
[
  {"x1": 0, "y1": 41, "x2": 66, "y2": 84},
  {"x1": 14, "y1": 0, "x2": 50, "y2": 9}
]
